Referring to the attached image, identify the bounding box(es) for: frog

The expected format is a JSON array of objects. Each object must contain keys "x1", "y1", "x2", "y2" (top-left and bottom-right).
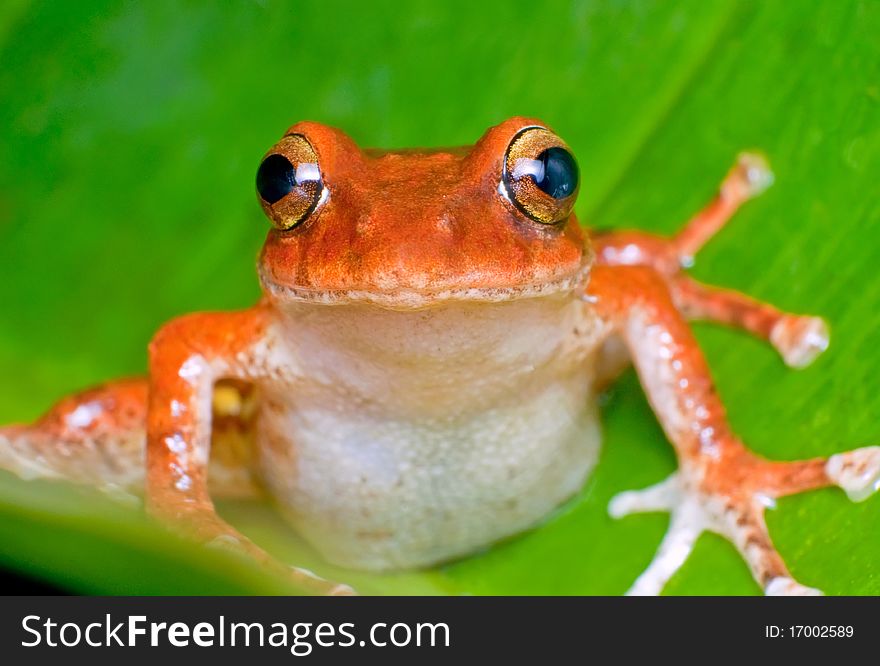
[{"x1": 1, "y1": 117, "x2": 878, "y2": 596}]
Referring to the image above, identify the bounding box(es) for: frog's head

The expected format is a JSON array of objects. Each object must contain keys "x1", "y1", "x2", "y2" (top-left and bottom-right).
[{"x1": 255, "y1": 117, "x2": 591, "y2": 309}]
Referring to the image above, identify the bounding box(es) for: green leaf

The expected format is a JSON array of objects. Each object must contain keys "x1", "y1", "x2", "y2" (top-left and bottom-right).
[{"x1": 1, "y1": 0, "x2": 878, "y2": 595}]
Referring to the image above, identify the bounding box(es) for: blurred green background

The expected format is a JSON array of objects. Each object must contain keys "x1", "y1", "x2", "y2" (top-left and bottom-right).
[{"x1": 1, "y1": 0, "x2": 879, "y2": 595}]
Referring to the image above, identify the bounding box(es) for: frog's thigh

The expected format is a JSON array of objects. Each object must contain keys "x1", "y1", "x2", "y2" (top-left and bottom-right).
[
  {"x1": 0, "y1": 378, "x2": 148, "y2": 494},
  {"x1": 0, "y1": 377, "x2": 261, "y2": 500},
  {"x1": 208, "y1": 380, "x2": 264, "y2": 500}
]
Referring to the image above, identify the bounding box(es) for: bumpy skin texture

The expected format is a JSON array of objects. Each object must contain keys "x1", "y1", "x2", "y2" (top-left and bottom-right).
[
  {"x1": 258, "y1": 119, "x2": 590, "y2": 307},
  {"x1": 1, "y1": 118, "x2": 877, "y2": 596}
]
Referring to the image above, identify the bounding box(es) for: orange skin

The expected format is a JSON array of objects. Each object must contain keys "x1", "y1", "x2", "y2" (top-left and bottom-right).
[
  {"x1": 2, "y1": 117, "x2": 878, "y2": 596},
  {"x1": 258, "y1": 119, "x2": 589, "y2": 307}
]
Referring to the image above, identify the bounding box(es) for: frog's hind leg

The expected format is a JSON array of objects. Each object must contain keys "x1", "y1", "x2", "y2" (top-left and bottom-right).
[
  {"x1": 591, "y1": 152, "x2": 828, "y2": 368},
  {"x1": 1, "y1": 369, "x2": 343, "y2": 593},
  {"x1": 589, "y1": 265, "x2": 880, "y2": 595},
  {"x1": 670, "y1": 151, "x2": 775, "y2": 262},
  {"x1": 592, "y1": 152, "x2": 773, "y2": 273},
  {"x1": 0, "y1": 378, "x2": 263, "y2": 500},
  {"x1": 670, "y1": 276, "x2": 829, "y2": 368},
  {"x1": 0, "y1": 378, "x2": 148, "y2": 496}
]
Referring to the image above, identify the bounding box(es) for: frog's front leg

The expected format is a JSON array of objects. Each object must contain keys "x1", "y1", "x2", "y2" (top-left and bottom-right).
[
  {"x1": 589, "y1": 265, "x2": 880, "y2": 595},
  {"x1": 146, "y1": 307, "x2": 354, "y2": 596}
]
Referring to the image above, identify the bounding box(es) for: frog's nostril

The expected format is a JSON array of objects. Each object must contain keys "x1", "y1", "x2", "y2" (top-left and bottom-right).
[{"x1": 434, "y1": 213, "x2": 455, "y2": 235}]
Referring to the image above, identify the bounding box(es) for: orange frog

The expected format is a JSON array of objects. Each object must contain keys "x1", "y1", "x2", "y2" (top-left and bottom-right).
[{"x1": 2, "y1": 117, "x2": 878, "y2": 595}]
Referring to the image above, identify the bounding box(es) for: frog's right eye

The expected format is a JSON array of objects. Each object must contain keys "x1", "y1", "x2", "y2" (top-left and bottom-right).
[{"x1": 256, "y1": 134, "x2": 324, "y2": 230}]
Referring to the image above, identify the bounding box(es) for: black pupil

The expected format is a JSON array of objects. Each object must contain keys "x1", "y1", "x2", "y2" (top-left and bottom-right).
[
  {"x1": 532, "y1": 147, "x2": 578, "y2": 199},
  {"x1": 256, "y1": 154, "x2": 296, "y2": 204}
]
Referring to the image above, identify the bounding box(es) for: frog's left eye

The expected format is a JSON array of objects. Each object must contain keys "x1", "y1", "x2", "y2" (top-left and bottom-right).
[
  {"x1": 256, "y1": 134, "x2": 324, "y2": 230},
  {"x1": 501, "y1": 127, "x2": 579, "y2": 225}
]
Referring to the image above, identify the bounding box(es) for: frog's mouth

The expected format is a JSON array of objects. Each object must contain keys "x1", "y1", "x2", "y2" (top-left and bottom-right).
[{"x1": 258, "y1": 249, "x2": 593, "y2": 310}]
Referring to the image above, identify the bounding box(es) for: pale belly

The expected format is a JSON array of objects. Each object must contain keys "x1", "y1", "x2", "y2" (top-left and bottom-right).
[{"x1": 253, "y1": 296, "x2": 607, "y2": 571}]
